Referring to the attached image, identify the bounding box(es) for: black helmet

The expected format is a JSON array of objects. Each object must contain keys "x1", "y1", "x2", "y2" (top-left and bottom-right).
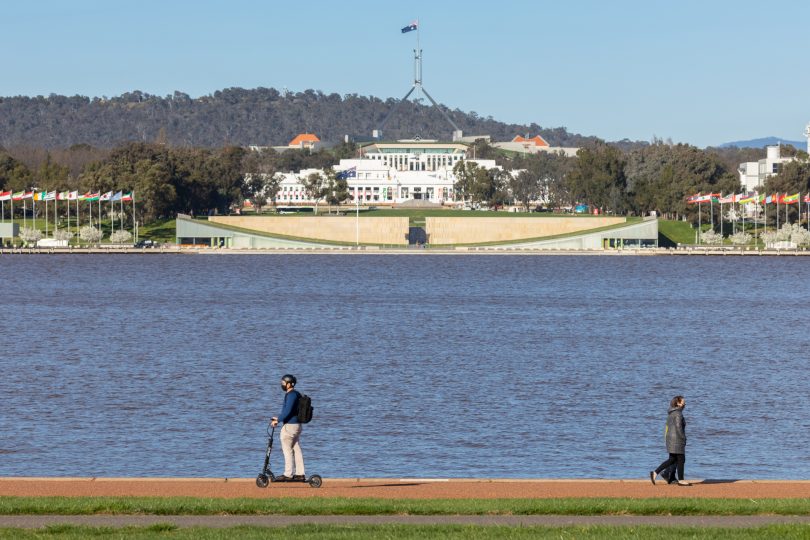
[{"x1": 281, "y1": 374, "x2": 297, "y2": 386}]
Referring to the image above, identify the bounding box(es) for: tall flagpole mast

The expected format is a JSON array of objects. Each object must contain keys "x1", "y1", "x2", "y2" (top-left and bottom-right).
[{"x1": 133, "y1": 191, "x2": 137, "y2": 243}]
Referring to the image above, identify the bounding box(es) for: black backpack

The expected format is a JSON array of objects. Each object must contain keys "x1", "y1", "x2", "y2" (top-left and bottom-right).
[{"x1": 297, "y1": 393, "x2": 313, "y2": 423}]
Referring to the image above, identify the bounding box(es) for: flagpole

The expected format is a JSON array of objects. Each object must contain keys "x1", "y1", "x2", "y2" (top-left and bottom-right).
[
  {"x1": 23, "y1": 199, "x2": 26, "y2": 229},
  {"x1": 720, "y1": 200, "x2": 723, "y2": 238},
  {"x1": 698, "y1": 201, "x2": 702, "y2": 244},
  {"x1": 776, "y1": 197, "x2": 780, "y2": 230},
  {"x1": 132, "y1": 191, "x2": 137, "y2": 243}
]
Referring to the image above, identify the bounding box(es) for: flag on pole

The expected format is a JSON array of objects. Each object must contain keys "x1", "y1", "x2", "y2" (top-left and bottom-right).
[
  {"x1": 804, "y1": 194, "x2": 810, "y2": 203},
  {"x1": 33, "y1": 191, "x2": 44, "y2": 201},
  {"x1": 99, "y1": 191, "x2": 113, "y2": 201},
  {"x1": 738, "y1": 195, "x2": 756, "y2": 204},
  {"x1": 121, "y1": 192, "x2": 133, "y2": 202},
  {"x1": 111, "y1": 191, "x2": 123, "y2": 202},
  {"x1": 85, "y1": 192, "x2": 101, "y2": 201},
  {"x1": 783, "y1": 193, "x2": 800, "y2": 204},
  {"x1": 719, "y1": 194, "x2": 734, "y2": 204},
  {"x1": 12, "y1": 191, "x2": 24, "y2": 201},
  {"x1": 44, "y1": 191, "x2": 56, "y2": 201},
  {"x1": 23, "y1": 191, "x2": 34, "y2": 199},
  {"x1": 67, "y1": 191, "x2": 78, "y2": 200},
  {"x1": 0, "y1": 191, "x2": 11, "y2": 201},
  {"x1": 57, "y1": 191, "x2": 69, "y2": 200},
  {"x1": 401, "y1": 20, "x2": 418, "y2": 33}
]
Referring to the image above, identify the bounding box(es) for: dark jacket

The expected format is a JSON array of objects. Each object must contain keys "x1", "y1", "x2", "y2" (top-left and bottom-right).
[
  {"x1": 665, "y1": 406, "x2": 686, "y2": 454},
  {"x1": 278, "y1": 390, "x2": 300, "y2": 425}
]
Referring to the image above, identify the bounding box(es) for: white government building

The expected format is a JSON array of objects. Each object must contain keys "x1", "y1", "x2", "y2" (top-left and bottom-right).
[{"x1": 275, "y1": 139, "x2": 499, "y2": 205}]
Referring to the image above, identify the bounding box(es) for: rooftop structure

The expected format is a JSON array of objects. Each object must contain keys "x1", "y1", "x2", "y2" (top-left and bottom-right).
[
  {"x1": 738, "y1": 144, "x2": 795, "y2": 192},
  {"x1": 275, "y1": 139, "x2": 498, "y2": 205}
]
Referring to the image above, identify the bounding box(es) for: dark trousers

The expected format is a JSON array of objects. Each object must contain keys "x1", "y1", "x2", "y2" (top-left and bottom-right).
[{"x1": 656, "y1": 453, "x2": 685, "y2": 481}]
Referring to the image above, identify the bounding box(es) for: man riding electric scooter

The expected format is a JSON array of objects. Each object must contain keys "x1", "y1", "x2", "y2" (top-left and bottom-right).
[{"x1": 270, "y1": 374, "x2": 305, "y2": 481}]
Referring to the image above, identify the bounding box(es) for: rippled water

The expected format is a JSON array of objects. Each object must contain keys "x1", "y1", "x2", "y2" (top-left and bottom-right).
[{"x1": 1, "y1": 254, "x2": 809, "y2": 479}]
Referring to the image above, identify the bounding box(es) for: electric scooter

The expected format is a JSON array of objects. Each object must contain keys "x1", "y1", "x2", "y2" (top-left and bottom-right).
[{"x1": 256, "y1": 423, "x2": 322, "y2": 488}]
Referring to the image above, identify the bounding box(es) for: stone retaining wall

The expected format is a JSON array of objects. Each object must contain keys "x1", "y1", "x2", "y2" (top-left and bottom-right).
[
  {"x1": 209, "y1": 216, "x2": 409, "y2": 245},
  {"x1": 426, "y1": 216, "x2": 626, "y2": 245}
]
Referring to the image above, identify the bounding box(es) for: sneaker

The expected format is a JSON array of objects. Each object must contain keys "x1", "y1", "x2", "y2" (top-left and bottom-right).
[
  {"x1": 649, "y1": 471, "x2": 656, "y2": 485},
  {"x1": 274, "y1": 475, "x2": 291, "y2": 482},
  {"x1": 677, "y1": 479, "x2": 691, "y2": 486},
  {"x1": 292, "y1": 475, "x2": 306, "y2": 481}
]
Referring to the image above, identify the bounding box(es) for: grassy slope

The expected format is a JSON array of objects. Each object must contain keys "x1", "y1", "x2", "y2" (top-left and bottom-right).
[
  {"x1": 0, "y1": 524, "x2": 806, "y2": 539},
  {"x1": 658, "y1": 220, "x2": 697, "y2": 246},
  {"x1": 1, "y1": 497, "x2": 809, "y2": 516}
]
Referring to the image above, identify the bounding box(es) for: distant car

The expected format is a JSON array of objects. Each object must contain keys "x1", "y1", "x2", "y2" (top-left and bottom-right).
[{"x1": 135, "y1": 239, "x2": 159, "y2": 248}]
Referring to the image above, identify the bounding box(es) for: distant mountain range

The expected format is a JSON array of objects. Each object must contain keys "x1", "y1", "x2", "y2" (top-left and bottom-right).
[{"x1": 718, "y1": 136, "x2": 806, "y2": 149}]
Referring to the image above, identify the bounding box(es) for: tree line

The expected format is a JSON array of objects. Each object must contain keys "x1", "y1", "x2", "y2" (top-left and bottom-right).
[
  {"x1": 452, "y1": 140, "x2": 809, "y2": 224},
  {"x1": 3, "y1": 139, "x2": 807, "y2": 226},
  {"x1": 0, "y1": 142, "x2": 345, "y2": 223},
  {"x1": 0, "y1": 87, "x2": 599, "y2": 149}
]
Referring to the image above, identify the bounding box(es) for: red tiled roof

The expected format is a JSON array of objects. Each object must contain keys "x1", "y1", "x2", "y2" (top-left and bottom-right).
[
  {"x1": 511, "y1": 135, "x2": 549, "y2": 147},
  {"x1": 289, "y1": 133, "x2": 320, "y2": 146}
]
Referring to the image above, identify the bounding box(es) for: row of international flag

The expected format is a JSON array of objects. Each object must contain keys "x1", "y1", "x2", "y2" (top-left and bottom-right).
[
  {"x1": 0, "y1": 190, "x2": 133, "y2": 202},
  {"x1": 687, "y1": 193, "x2": 810, "y2": 205}
]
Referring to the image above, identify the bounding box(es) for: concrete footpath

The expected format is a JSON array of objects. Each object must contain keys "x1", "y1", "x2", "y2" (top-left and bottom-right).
[
  {"x1": 1, "y1": 477, "x2": 809, "y2": 499},
  {"x1": 2, "y1": 515, "x2": 810, "y2": 529}
]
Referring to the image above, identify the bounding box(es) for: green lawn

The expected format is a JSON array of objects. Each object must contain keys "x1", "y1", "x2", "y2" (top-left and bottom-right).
[
  {"x1": 0, "y1": 524, "x2": 807, "y2": 539},
  {"x1": 138, "y1": 219, "x2": 176, "y2": 243},
  {"x1": 1, "y1": 497, "x2": 808, "y2": 516}
]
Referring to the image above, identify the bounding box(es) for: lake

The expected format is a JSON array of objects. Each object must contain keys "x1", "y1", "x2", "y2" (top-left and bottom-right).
[{"x1": 1, "y1": 254, "x2": 808, "y2": 479}]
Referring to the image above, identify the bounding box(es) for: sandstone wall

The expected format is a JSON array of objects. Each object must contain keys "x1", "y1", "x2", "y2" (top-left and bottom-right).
[
  {"x1": 209, "y1": 216, "x2": 409, "y2": 245},
  {"x1": 426, "y1": 217, "x2": 626, "y2": 245}
]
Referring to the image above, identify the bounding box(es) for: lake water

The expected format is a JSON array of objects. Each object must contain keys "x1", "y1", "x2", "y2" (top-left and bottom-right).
[{"x1": 1, "y1": 254, "x2": 809, "y2": 480}]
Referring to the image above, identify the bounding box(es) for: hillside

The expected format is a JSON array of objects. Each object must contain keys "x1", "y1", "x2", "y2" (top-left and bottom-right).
[
  {"x1": 719, "y1": 136, "x2": 806, "y2": 149},
  {"x1": 0, "y1": 87, "x2": 599, "y2": 150}
]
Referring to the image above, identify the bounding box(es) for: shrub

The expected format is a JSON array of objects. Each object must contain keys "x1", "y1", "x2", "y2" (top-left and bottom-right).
[
  {"x1": 79, "y1": 225, "x2": 103, "y2": 245},
  {"x1": 19, "y1": 227, "x2": 43, "y2": 246},
  {"x1": 730, "y1": 231, "x2": 752, "y2": 245},
  {"x1": 700, "y1": 229, "x2": 723, "y2": 245},
  {"x1": 110, "y1": 230, "x2": 133, "y2": 244}
]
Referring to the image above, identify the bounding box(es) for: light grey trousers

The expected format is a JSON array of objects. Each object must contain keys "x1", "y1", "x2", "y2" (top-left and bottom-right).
[{"x1": 280, "y1": 423, "x2": 304, "y2": 477}]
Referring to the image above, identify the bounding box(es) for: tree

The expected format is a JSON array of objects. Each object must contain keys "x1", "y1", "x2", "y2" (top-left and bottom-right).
[
  {"x1": 19, "y1": 227, "x2": 42, "y2": 246},
  {"x1": 243, "y1": 174, "x2": 269, "y2": 214},
  {"x1": 566, "y1": 144, "x2": 627, "y2": 214},
  {"x1": 452, "y1": 160, "x2": 477, "y2": 205},
  {"x1": 508, "y1": 170, "x2": 541, "y2": 211},
  {"x1": 300, "y1": 172, "x2": 326, "y2": 214},
  {"x1": 323, "y1": 169, "x2": 349, "y2": 213},
  {"x1": 0, "y1": 151, "x2": 33, "y2": 191},
  {"x1": 79, "y1": 225, "x2": 103, "y2": 245},
  {"x1": 110, "y1": 230, "x2": 133, "y2": 244},
  {"x1": 53, "y1": 229, "x2": 74, "y2": 243}
]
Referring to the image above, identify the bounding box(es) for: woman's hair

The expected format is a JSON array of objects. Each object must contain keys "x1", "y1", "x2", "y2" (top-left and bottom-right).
[{"x1": 670, "y1": 395, "x2": 685, "y2": 408}]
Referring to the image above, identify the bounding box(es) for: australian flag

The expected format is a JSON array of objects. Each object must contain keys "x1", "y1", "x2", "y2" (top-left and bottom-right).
[
  {"x1": 401, "y1": 20, "x2": 418, "y2": 33},
  {"x1": 336, "y1": 167, "x2": 357, "y2": 180}
]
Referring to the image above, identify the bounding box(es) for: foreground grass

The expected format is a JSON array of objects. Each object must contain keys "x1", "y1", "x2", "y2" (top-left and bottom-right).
[
  {"x1": 1, "y1": 497, "x2": 809, "y2": 516},
  {"x1": 1, "y1": 524, "x2": 809, "y2": 539}
]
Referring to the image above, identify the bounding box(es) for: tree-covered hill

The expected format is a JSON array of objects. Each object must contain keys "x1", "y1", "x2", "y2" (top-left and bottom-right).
[{"x1": 0, "y1": 87, "x2": 599, "y2": 149}]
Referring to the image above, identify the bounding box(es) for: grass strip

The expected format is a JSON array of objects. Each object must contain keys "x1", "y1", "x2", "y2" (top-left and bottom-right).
[
  {"x1": 1, "y1": 524, "x2": 809, "y2": 539},
  {"x1": 1, "y1": 497, "x2": 809, "y2": 516}
]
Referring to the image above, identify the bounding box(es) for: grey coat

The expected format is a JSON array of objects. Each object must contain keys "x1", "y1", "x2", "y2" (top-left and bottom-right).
[{"x1": 665, "y1": 407, "x2": 686, "y2": 454}]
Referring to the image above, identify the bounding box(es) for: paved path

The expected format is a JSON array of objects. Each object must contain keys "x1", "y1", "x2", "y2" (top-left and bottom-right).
[
  {"x1": 1, "y1": 477, "x2": 809, "y2": 499},
  {"x1": 2, "y1": 515, "x2": 810, "y2": 529}
]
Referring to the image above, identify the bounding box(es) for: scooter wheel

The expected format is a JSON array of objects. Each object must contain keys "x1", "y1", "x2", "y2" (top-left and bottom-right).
[
  {"x1": 256, "y1": 474, "x2": 270, "y2": 488},
  {"x1": 308, "y1": 474, "x2": 322, "y2": 488}
]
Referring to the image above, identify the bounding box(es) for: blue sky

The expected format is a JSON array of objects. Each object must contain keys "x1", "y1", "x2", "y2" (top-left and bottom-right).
[{"x1": 1, "y1": 0, "x2": 808, "y2": 147}]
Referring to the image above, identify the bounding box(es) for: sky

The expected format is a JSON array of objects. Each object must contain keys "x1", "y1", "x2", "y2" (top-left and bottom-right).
[{"x1": 1, "y1": 0, "x2": 809, "y2": 148}]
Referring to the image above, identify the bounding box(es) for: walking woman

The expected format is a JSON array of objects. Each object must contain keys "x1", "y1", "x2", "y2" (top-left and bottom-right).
[{"x1": 650, "y1": 395, "x2": 690, "y2": 486}]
